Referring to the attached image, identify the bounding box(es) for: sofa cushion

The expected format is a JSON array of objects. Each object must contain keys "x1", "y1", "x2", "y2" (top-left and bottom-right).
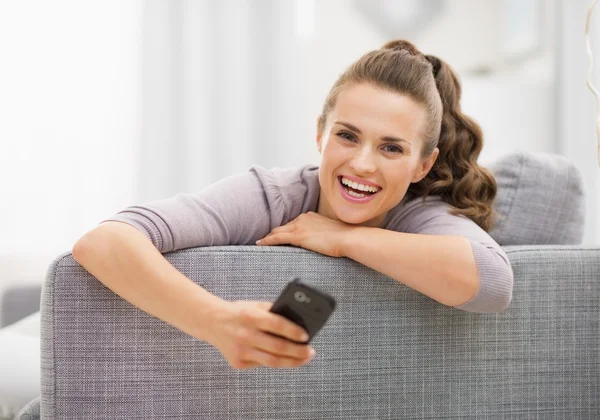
[
  {"x1": 11, "y1": 397, "x2": 39, "y2": 420},
  {"x1": 488, "y1": 150, "x2": 586, "y2": 245}
]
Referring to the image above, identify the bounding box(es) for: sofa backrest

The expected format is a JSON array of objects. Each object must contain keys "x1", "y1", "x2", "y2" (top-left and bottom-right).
[{"x1": 41, "y1": 245, "x2": 600, "y2": 419}]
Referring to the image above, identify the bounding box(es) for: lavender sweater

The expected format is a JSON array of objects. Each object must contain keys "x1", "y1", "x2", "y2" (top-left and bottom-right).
[{"x1": 104, "y1": 164, "x2": 513, "y2": 313}]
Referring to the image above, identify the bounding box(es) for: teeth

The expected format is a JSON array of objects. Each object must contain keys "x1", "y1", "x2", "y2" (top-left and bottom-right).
[
  {"x1": 341, "y1": 177, "x2": 380, "y2": 193},
  {"x1": 347, "y1": 190, "x2": 366, "y2": 198}
]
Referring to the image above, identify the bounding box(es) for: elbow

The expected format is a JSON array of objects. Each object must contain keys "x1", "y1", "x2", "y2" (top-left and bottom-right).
[
  {"x1": 72, "y1": 234, "x2": 90, "y2": 263},
  {"x1": 454, "y1": 241, "x2": 515, "y2": 314},
  {"x1": 72, "y1": 223, "x2": 112, "y2": 264},
  {"x1": 490, "y1": 286, "x2": 513, "y2": 313},
  {"x1": 453, "y1": 269, "x2": 514, "y2": 314},
  {"x1": 72, "y1": 232, "x2": 102, "y2": 268},
  {"x1": 484, "y1": 274, "x2": 514, "y2": 314},
  {"x1": 491, "y1": 264, "x2": 514, "y2": 313},
  {"x1": 72, "y1": 222, "x2": 126, "y2": 261}
]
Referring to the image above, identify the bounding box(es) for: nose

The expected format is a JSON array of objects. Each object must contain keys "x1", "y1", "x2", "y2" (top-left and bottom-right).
[{"x1": 349, "y1": 146, "x2": 377, "y2": 174}]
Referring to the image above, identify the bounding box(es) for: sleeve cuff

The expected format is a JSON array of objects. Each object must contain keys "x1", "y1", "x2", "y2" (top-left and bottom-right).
[
  {"x1": 454, "y1": 240, "x2": 514, "y2": 313},
  {"x1": 101, "y1": 207, "x2": 169, "y2": 253}
]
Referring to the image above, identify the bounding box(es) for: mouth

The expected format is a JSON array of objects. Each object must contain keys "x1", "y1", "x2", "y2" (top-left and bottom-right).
[{"x1": 337, "y1": 176, "x2": 382, "y2": 202}]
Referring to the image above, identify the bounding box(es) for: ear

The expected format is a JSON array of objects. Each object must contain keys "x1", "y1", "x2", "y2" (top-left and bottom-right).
[
  {"x1": 412, "y1": 148, "x2": 439, "y2": 183},
  {"x1": 316, "y1": 116, "x2": 323, "y2": 153}
]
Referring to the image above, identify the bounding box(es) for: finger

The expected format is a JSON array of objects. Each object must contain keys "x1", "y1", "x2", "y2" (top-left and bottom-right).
[
  {"x1": 269, "y1": 224, "x2": 295, "y2": 234},
  {"x1": 240, "y1": 301, "x2": 272, "y2": 310},
  {"x1": 233, "y1": 360, "x2": 260, "y2": 370},
  {"x1": 258, "y1": 312, "x2": 310, "y2": 343},
  {"x1": 252, "y1": 331, "x2": 315, "y2": 360},
  {"x1": 242, "y1": 348, "x2": 313, "y2": 368},
  {"x1": 258, "y1": 232, "x2": 294, "y2": 246},
  {"x1": 236, "y1": 301, "x2": 272, "y2": 314},
  {"x1": 257, "y1": 224, "x2": 296, "y2": 244},
  {"x1": 256, "y1": 301, "x2": 272, "y2": 311},
  {"x1": 238, "y1": 302, "x2": 308, "y2": 342}
]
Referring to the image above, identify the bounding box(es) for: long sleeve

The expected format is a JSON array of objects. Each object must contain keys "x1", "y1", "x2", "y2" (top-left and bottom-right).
[
  {"x1": 384, "y1": 196, "x2": 514, "y2": 313},
  {"x1": 101, "y1": 164, "x2": 320, "y2": 254},
  {"x1": 102, "y1": 167, "x2": 275, "y2": 253}
]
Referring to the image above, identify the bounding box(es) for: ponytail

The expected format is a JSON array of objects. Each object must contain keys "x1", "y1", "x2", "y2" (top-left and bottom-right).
[{"x1": 408, "y1": 54, "x2": 498, "y2": 231}]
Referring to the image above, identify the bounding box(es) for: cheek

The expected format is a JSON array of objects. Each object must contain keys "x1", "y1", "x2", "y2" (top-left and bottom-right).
[{"x1": 384, "y1": 165, "x2": 414, "y2": 189}]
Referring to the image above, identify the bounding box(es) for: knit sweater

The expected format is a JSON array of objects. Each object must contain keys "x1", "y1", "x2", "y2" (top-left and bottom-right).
[{"x1": 104, "y1": 164, "x2": 513, "y2": 313}]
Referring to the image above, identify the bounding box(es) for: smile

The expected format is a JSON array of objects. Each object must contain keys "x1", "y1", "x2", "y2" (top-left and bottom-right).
[{"x1": 338, "y1": 176, "x2": 382, "y2": 203}]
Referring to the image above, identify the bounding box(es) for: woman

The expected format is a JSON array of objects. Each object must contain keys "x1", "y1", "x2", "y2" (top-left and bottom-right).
[{"x1": 73, "y1": 40, "x2": 513, "y2": 370}]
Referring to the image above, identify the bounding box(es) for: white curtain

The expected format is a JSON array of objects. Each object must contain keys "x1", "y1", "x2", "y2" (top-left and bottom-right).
[
  {"x1": 137, "y1": 0, "x2": 318, "y2": 202},
  {"x1": 0, "y1": 0, "x2": 142, "y2": 286}
]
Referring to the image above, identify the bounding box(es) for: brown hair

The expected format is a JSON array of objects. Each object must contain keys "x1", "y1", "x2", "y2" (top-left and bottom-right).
[{"x1": 318, "y1": 40, "x2": 498, "y2": 231}]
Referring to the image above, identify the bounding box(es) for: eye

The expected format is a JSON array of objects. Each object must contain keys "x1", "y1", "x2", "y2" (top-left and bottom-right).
[
  {"x1": 337, "y1": 131, "x2": 357, "y2": 142},
  {"x1": 383, "y1": 144, "x2": 403, "y2": 154}
]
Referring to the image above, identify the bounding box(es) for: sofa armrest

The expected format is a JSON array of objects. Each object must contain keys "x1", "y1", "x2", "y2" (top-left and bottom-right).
[
  {"x1": 41, "y1": 245, "x2": 600, "y2": 419},
  {"x1": 0, "y1": 284, "x2": 42, "y2": 328}
]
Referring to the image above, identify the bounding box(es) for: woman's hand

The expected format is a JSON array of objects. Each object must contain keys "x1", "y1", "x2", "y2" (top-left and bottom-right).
[
  {"x1": 204, "y1": 300, "x2": 316, "y2": 370},
  {"x1": 256, "y1": 211, "x2": 355, "y2": 258}
]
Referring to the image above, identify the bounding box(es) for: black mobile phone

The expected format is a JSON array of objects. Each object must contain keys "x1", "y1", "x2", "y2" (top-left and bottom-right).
[{"x1": 269, "y1": 277, "x2": 336, "y2": 343}]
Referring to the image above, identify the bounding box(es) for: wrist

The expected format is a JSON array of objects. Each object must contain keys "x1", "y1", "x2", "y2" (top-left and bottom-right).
[
  {"x1": 339, "y1": 226, "x2": 364, "y2": 258},
  {"x1": 189, "y1": 294, "x2": 231, "y2": 343}
]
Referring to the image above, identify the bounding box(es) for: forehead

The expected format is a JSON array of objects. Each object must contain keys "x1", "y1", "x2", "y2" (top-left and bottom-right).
[{"x1": 331, "y1": 84, "x2": 427, "y2": 141}]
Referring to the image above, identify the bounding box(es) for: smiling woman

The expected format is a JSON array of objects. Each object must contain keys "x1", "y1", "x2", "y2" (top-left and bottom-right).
[
  {"x1": 315, "y1": 83, "x2": 433, "y2": 227},
  {"x1": 72, "y1": 39, "x2": 513, "y2": 371},
  {"x1": 315, "y1": 41, "x2": 496, "y2": 231}
]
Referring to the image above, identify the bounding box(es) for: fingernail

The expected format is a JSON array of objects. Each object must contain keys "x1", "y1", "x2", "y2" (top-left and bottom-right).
[
  {"x1": 309, "y1": 348, "x2": 316, "y2": 357},
  {"x1": 301, "y1": 333, "x2": 309, "y2": 342},
  {"x1": 255, "y1": 239, "x2": 262, "y2": 244}
]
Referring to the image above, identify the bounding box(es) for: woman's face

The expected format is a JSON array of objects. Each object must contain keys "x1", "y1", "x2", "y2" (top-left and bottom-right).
[{"x1": 316, "y1": 83, "x2": 438, "y2": 227}]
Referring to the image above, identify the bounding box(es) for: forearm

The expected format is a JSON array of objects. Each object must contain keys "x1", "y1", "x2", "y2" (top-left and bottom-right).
[
  {"x1": 72, "y1": 221, "x2": 228, "y2": 342},
  {"x1": 340, "y1": 227, "x2": 479, "y2": 307}
]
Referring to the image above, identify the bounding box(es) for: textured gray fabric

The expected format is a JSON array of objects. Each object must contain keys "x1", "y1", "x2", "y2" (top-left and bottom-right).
[
  {"x1": 12, "y1": 397, "x2": 40, "y2": 420},
  {"x1": 41, "y1": 245, "x2": 600, "y2": 419},
  {"x1": 0, "y1": 285, "x2": 42, "y2": 327},
  {"x1": 488, "y1": 150, "x2": 586, "y2": 245}
]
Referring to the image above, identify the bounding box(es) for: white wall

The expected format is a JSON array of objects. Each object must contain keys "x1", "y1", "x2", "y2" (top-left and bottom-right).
[
  {"x1": 557, "y1": 0, "x2": 600, "y2": 245},
  {"x1": 420, "y1": 0, "x2": 560, "y2": 164},
  {"x1": 461, "y1": 71, "x2": 557, "y2": 166}
]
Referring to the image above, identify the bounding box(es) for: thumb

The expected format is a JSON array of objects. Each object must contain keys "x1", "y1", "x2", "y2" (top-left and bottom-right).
[{"x1": 256, "y1": 301, "x2": 273, "y2": 311}]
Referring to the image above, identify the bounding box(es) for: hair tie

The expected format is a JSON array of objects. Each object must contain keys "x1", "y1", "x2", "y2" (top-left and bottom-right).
[{"x1": 425, "y1": 55, "x2": 441, "y2": 78}]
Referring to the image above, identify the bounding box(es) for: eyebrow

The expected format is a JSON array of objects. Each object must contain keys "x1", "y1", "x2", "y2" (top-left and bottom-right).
[{"x1": 335, "y1": 121, "x2": 413, "y2": 146}]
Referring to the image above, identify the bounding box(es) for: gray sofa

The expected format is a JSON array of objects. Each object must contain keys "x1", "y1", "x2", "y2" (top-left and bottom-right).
[{"x1": 15, "y1": 151, "x2": 600, "y2": 419}]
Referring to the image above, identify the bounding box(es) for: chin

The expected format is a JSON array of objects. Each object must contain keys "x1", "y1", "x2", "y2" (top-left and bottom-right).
[{"x1": 334, "y1": 208, "x2": 376, "y2": 226}]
